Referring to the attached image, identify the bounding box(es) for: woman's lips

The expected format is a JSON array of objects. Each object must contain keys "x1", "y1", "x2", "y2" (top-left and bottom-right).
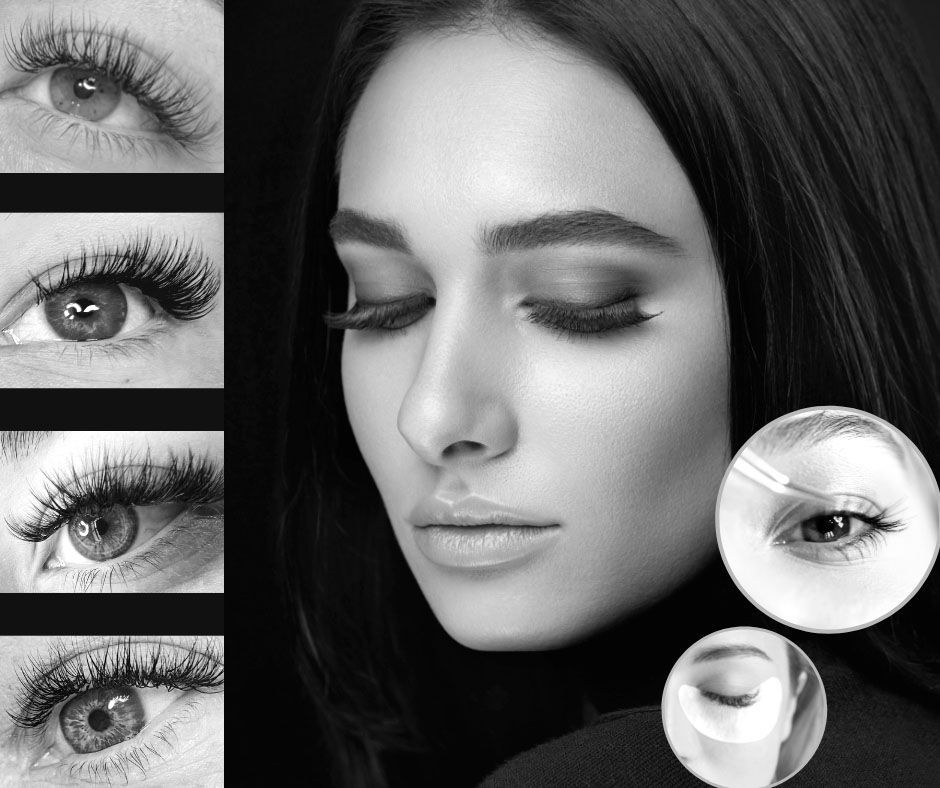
[{"x1": 408, "y1": 494, "x2": 560, "y2": 569}]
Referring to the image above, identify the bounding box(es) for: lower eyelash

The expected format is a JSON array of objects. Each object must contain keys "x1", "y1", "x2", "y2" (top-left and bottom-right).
[
  {"x1": 59, "y1": 699, "x2": 203, "y2": 784},
  {"x1": 53, "y1": 508, "x2": 223, "y2": 593},
  {"x1": 17, "y1": 103, "x2": 185, "y2": 162}
]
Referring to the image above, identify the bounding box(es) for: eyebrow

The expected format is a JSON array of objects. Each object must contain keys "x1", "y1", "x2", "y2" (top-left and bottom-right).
[
  {"x1": 329, "y1": 208, "x2": 684, "y2": 257},
  {"x1": 755, "y1": 411, "x2": 905, "y2": 462},
  {"x1": 0, "y1": 431, "x2": 56, "y2": 464},
  {"x1": 692, "y1": 644, "x2": 772, "y2": 664}
]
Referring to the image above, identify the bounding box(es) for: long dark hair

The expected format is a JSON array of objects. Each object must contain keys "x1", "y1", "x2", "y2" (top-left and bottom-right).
[{"x1": 281, "y1": 1, "x2": 940, "y2": 785}]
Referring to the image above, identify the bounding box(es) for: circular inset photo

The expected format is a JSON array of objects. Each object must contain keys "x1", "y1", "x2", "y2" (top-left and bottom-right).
[
  {"x1": 662, "y1": 627, "x2": 826, "y2": 788},
  {"x1": 716, "y1": 407, "x2": 940, "y2": 632}
]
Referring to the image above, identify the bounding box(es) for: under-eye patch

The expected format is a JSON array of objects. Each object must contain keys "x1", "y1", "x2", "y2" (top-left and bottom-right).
[{"x1": 677, "y1": 676, "x2": 782, "y2": 743}]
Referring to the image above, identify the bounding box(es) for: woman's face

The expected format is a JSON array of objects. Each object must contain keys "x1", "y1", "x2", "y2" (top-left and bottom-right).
[
  {"x1": 336, "y1": 30, "x2": 730, "y2": 650},
  {"x1": 662, "y1": 628, "x2": 802, "y2": 788}
]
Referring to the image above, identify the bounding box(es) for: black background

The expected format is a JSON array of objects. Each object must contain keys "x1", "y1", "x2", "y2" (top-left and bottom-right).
[{"x1": 228, "y1": 1, "x2": 940, "y2": 783}]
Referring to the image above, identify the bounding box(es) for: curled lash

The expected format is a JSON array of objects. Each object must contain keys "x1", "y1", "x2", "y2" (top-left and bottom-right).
[
  {"x1": 10, "y1": 637, "x2": 223, "y2": 730},
  {"x1": 324, "y1": 294, "x2": 434, "y2": 332},
  {"x1": 700, "y1": 689, "x2": 758, "y2": 708},
  {"x1": 5, "y1": 13, "x2": 213, "y2": 146},
  {"x1": 524, "y1": 299, "x2": 659, "y2": 334},
  {"x1": 32, "y1": 234, "x2": 221, "y2": 321},
  {"x1": 6, "y1": 450, "x2": 224, "y2": 543}
]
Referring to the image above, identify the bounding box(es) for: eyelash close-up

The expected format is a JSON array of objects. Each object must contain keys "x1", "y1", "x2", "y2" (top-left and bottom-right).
[
  {"x1": 0, "y1": 234, "x2": 220, "y2": 348},
  {"x1": 4, "y1": 14, "x2": 214, "y2": 158},
  {"x1": 773, "y1": 508, "x2": 906, "y2": 561},
  {"x1": 698, "y1": 688, "x2": 758, "y2": 708},
  {"x1": 9, "y1": 638, "x2": 223, "y2": 783},
  {"x1": 324, "y1": 291, "x2": 660, "y2": 336},
  {"x1": 5, "y1": 450, "x2": 224, "y2": 592}
]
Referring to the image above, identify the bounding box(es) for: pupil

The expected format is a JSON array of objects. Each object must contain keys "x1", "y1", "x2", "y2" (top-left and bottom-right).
[
  {"x1": 88, "y1": 708, "x2": 111, "y2": 732},
  {"x1": 74, "y1": 76, "x2": 98, "y2": 100}
]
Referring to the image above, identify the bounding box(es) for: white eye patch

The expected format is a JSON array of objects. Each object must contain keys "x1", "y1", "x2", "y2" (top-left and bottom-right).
[{"x1": 677, "y1": 676, "x2": 783, "y2": 743}]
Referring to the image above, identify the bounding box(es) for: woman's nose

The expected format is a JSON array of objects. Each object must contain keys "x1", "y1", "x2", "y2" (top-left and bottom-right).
[{"x1": 396, "y1": 308, "x2": 518, "y2": 467}]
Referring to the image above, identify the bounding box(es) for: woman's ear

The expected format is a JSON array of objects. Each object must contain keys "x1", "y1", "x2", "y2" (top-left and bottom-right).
[{"x1": 780, "y1": 670, "x2": 807, "y2": 742}]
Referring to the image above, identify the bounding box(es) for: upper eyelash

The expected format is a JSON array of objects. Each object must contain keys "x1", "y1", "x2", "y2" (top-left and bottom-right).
[
  {"x1": 4, "y1": 13, "x2": 213, "y2": 146},
  {"x1": 10, "y1": 638, "x2": 223, "y2": 730},
  {"x1": 699, "y1": 689, "x2": 758, "y2": 708},
  {"x1": 323, "y1": 294, "x2": 434, "y2": 332},
  {"x1": 6, "y1": 449, "x2": 224, "y2": 543},
  {"x1": 524, "y1": 298, "x2": 659, "y2": 334},
  {"x1": 31, "y1": 234, "x2": 221, "y2": 322},
  {"x1": 323, "y1": 293, "x2": 659, "y2": 334}
]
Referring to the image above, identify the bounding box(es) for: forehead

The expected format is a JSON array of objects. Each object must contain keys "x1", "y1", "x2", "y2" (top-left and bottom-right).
[
  {"x1": 338, "y1": 30, "x2": 699, "y2": 238},
  {"x1": 686, "y1": 630, "x2": 790, "y2": 669}
]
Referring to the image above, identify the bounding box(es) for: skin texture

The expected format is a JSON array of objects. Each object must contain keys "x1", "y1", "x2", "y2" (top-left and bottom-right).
[
  {"x1": 718, "y1": 409, "x2": 940, "y2": 631},
  {"x1": 0, "y1": 0, "x2": 223, "y2": 173},
  {"x1": 0, "y1": 431, "x2": 223, "y2": 593},
  {"x1": 337, "y1": 30, "x2": 730, "y2": 650},
  {"x1": 663, "y1": 629, "x2": 809, "y2": 788},
  {"x1": 0, "y1": 637, "x2": 223, "y2": 786},
  {"x1": 0, "y1": 213, "x2": 223, "y2": 388}
]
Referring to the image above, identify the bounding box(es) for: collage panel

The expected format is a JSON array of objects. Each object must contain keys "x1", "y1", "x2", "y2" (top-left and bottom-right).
[
  {"x1": 717, "y1": 407, "x2": 940, "y2": 632},
  {"x1": 0, "y1": 213, "x2": 224, "y2": 388},
  {"x1": 662, "y1": 627, "x2": 826, "y2": 788},
  {"x1": 0, "y1": 635, "x2": 224, "y2": 785},
  {"x1": 0, "y1": 430, "x2": 224, "y2": 593},
  {"x1": 0, "y1": 0, "x2": 224, "y2": 174}
]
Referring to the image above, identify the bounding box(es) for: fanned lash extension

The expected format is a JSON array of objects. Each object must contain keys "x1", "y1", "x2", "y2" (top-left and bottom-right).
[
  {"x1": 4, "y1": 13, "x2": 214, "y2": 146},
  {"x1": 10, "y1": 637, "x2": 224, "y2": 730},
  {"x1": 6, "y1": 450, "x2": 224, "y2": 543},
  {"x1": 31, "y1": 235, "x2": 221, "y2": 321}
]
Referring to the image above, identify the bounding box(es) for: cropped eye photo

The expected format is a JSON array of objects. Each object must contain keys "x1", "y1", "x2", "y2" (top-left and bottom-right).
[
  {"x1": 717, "y1": 407, "x2": 940, "y2": 632},
  {"x1": 0, "y1": 430, "x2": 223, "y2": 592},
  {"x1": 0, "y1": 0, "x2": 224, "y2": 173},
  {"x1": 662, "y1": 628, "x2": 825, "y2": 788},
  {"x1": 0, "y1": 213, "x2": 223, "y2": 388},
  {"x1": 0, "y1": 636, "x2": 224, "y2": 786}
]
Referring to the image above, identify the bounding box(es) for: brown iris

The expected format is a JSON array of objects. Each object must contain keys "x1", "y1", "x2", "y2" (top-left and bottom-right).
[
  {"x1": 44, "y1": 284, "x2": 128, "y2": 341},
  {"x1": 68, "y1": 504, "x2": 138, "y2": 560},
  {"x1": 800, "y1": 514, "x2": 851, "y2": 542},
  {"x1": 50, "y1": 67, "x2": 122, "y2": 122}
]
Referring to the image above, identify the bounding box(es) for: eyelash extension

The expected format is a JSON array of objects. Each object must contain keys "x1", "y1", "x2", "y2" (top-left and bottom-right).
[
  {"x1": 700, "y1": 689, "x2": 758, "y2": 708},
  {"x1": 324, "y1": 293, "x2": 434, "y2": 332},
  {"x1": 5, "y1": 13, "x2": 213, "y2": 146},
  {"x1": 525, "y1": 297, "x2": 660, "y2": 335},
  {"x1": 10, "y1": 638, "x2": 223, "y2": 730},
  {"x1": 829, "y1": 510, "x2": 905, "y2": 553},
  {"x1": 6, "y1": 449, "x2": 224, "y2": 543},
  {"x1": 31, "y1": 234, "x2": 221, "y2": 322},
  {"x1": 323, "y1": 292, "x2": 661, "y2": 335}
]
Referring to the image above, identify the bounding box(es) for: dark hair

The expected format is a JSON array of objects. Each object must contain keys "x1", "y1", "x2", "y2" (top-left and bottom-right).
[{"x1": 282, "y1": 1, "x2": 940, "y2": 785}]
